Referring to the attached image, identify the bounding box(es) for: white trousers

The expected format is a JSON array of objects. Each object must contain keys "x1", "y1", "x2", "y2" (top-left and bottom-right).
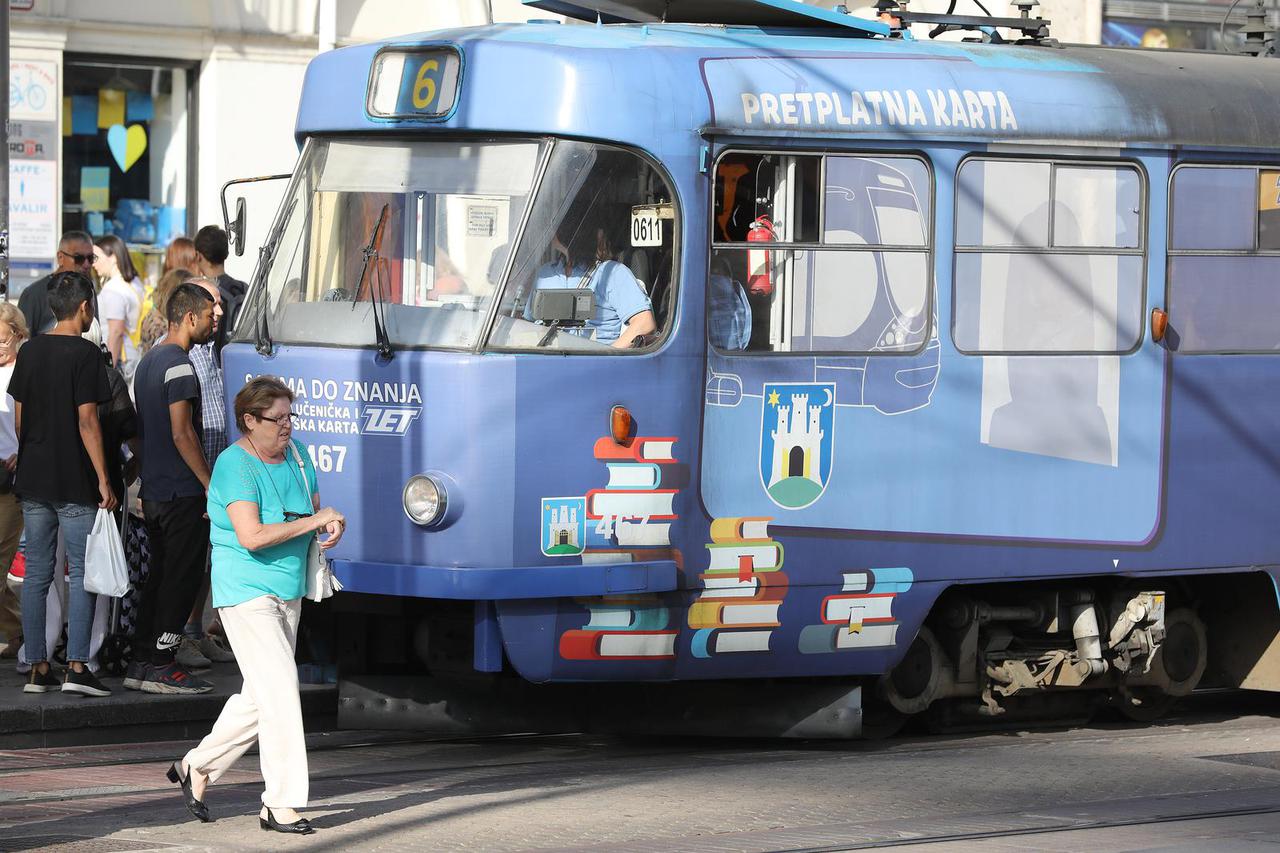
[{"x1": 184, "y1": 595, "x2": 308, "y2": 809}]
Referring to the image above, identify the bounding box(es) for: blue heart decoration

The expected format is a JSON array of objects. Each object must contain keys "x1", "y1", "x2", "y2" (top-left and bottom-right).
[{"x1": 107, "y1": 124, "x2": 129, "y2": 171}]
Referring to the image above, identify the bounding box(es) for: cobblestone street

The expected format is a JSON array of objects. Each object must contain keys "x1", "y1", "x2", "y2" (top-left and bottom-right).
[{"x1": 5, "y1": 693, "x2": 1280, "y2": 851}]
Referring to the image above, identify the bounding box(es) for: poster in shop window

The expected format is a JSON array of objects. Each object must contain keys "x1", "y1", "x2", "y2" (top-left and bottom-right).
[{"x1": 8, "y1": 59, "x2": 58, "y2": 261}]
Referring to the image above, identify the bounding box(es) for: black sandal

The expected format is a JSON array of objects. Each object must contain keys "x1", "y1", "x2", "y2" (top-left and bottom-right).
[
  {"x1": 260, "y1": 806, "x2": 314, "y2": 834},
  {"x1": 166, "y1": 761, "x2": 211, "y2": 823}
]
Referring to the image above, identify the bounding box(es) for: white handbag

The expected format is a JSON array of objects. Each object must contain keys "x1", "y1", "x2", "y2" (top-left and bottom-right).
[{"x1": 288, "y1": 442, "x2": 343, "y2": 602}]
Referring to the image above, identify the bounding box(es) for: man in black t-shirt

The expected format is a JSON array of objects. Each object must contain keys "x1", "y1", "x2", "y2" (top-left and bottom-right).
[
  {"x1": 9, "y1": 271, "x2": 116, "y2": 698},
  {"x1": 194, "y1": 225, "x2": 247, "y2": 361},
  {"x1": 17, "y1": 230, "x2": 95, "y2": 336},
  {"x1": 130, "y1": 282, "x2": 217, "y2": 696}
]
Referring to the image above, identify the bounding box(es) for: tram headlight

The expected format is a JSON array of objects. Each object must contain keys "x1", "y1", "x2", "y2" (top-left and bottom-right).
[{"x1": 403, "y1": 474, "x2": 447, "y2": 526}]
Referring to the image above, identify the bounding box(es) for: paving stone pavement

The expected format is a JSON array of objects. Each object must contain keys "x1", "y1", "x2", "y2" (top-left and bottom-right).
[{"x1": 4, "y1": 694, "x2": 1280, "y2": 851}]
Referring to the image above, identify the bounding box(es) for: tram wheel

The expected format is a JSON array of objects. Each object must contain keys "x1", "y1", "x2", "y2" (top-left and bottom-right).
[
  {"x1": 883, "y1": 626, "x2": 945, "y2": 716},
  {"x1": 1112, "y1": 607, "x2": 1207, "y2": 723}
]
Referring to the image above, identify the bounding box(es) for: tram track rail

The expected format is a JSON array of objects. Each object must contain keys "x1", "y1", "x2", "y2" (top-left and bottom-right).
[
  {"x1": 3, "y1": 701, "x2": 1280, "y2": 850},
  {"x1": 765, "y1": 802, "x2": 1280, "y2": 851},
  {"x1": 3, "y1": 688, "x2": 1276, "y2": 781}
]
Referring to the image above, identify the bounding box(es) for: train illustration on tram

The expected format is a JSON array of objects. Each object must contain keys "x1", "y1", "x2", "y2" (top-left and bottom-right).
[{"x1": 222, "y1": 0, "x2": 1280, "y2": 736}]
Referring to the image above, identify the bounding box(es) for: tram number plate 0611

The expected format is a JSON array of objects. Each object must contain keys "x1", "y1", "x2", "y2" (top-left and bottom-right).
[
  {"x1": 306, "y1": 443, "x2": 347, "y2": 474},
  {"x1": 631, "y1": 207, "x2": 663, "y2": 247}
]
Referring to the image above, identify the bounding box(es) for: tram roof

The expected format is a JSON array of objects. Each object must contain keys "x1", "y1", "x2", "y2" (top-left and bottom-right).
[{"x1": 296, "y1": 22, "x2": 1280, "y2": 154}]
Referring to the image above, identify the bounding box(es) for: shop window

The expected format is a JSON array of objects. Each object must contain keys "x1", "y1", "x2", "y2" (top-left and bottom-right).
[
  {"x1": 710, "y1": 152, "x2": 932, "y2": 355},
  {"x1": 1168, "y1": 165, "x2": 1280, "y2": 352},
  {"x1": 62, "y1": 57, "x2": 196, "y2": 278},
  {"x1": 953, "y1": 158, "x2": 1145, "y2": 354}
]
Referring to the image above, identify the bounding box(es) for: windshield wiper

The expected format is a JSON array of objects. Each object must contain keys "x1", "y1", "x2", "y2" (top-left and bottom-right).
[
  {"x1": 253, "y1": 198, "x2": 297, "y2": 356},
  {"x1": 353, "y1": 203, "x2": 394, "y2": 360}
]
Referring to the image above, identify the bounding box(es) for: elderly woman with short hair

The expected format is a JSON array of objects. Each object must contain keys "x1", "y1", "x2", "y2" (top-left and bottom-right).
[{"x1": 167, "y1": 376, "x2": 344, "y2": 834}]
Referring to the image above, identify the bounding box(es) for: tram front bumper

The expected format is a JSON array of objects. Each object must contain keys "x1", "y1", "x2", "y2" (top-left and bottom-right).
[{"x1": 330, "y1": 558, "x2": 678, "y2": 600}]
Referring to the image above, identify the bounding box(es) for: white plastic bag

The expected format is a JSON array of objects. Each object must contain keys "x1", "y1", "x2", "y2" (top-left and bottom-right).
[
  {"x1": 84, "y1": 508, "x2": 130, "y2": 597},
  {"x1": 304, "y1": 534, "x2": 343, "y2": 603}
]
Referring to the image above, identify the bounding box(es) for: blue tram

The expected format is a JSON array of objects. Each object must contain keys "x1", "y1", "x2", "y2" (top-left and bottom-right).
[{"x1": 223, "y1": 0, "x2": 1280, "y2": 735}]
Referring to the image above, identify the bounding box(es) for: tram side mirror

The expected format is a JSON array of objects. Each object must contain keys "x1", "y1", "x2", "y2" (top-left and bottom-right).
[
  {"x1": 531, "y1": 288, "x2": 595, "y2": 326},
  {"x1": 230, "y1": 197, "x2": 247, "y2": 257}
]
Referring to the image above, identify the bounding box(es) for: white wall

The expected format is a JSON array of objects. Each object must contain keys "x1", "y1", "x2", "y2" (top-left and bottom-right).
[{"x1": 198, "y1": 53, "x2": 311, "y2": 283}]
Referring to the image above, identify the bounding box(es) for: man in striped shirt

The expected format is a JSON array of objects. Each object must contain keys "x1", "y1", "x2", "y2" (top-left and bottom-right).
[{"x1": 180, "y1": 276, "x2": 235, "y2": 668}]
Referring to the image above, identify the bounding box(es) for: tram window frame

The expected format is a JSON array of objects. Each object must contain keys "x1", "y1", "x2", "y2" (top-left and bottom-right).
[
  {"x1": 1166, "y1": 162, "x2": 1280, "y2": 355},
  {"x1": 480, "y1": 138, "x2": 683, "y2": 356},
  {"x1": 230, "y1": 134, "x2": 552, "y2": 354},
  {"x1": 708, "y1": 147, "x2": 936, "y2": 358},
  {"x1": 951, "y1": 155, "x2": 1149, "y2": 357}
]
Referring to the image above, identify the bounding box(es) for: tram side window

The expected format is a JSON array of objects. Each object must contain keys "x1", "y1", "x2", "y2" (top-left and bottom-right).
[
  {"x1": 710, "y1": 152, "x2": 931, "y2": 354},
  {"x1": 486, "y1": 140, "x2": 678, "y2": 352},
  {"x1": 1168, "y1": 165, "x2": 1280, "y2": 352},
  {"x1": 953, "y1": 159, "x2": 1144, "y2": 354}
]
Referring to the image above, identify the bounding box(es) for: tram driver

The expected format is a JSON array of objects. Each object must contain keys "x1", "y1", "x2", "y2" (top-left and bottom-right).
[{"x1": 527, "y1": 203, "x2": 656, "y2": 349}]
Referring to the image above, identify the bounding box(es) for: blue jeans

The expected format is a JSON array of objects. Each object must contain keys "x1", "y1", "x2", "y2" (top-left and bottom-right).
[{"x1": 20, "y1": 499, "x2": 97, "y2": 663}]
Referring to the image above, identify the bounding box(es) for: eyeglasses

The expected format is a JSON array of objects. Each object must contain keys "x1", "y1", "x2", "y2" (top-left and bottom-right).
[
  {"x1": 258, "y1": 412, "x2": 298, "y2": 428},
  {"x1": 57, "y1": 250, "x2": 94, "y2": 266}
]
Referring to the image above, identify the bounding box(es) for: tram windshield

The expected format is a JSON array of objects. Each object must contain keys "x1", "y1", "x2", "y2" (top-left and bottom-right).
[
  {"x1": 237, "y1": 136, "x2": 678, "y2": 353},
  {"x1": 237, "y1": 137, "x2": 546, "y2": 350}
]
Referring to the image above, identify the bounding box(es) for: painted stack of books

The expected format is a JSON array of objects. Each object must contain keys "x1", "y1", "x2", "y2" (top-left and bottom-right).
[
  {"x1": 559, "y1": 595, "x2": 677, "y2": 660},
  {"x1": 688, "y1": 517, "x2": 787, "y2": 657},
  {"x1": 798, "y1": 567, "x2": 915, "y2": 654},
  {"x1": 583, "y1": 435, "x2": 681, "y2": 566}
]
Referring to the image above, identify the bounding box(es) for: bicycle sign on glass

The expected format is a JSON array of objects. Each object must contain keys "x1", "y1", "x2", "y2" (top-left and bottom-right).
[
  {"x1": 9, "y1": 61, "x2": 57, "y2": 122},
  {"x1": 10, "y1": 68, "x2": 48, "y2": 113}
]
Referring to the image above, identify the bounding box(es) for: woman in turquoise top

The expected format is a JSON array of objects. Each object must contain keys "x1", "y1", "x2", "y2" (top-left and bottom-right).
[{"x1": 171, "y1": 376, "x2": 344, "y2": 835}]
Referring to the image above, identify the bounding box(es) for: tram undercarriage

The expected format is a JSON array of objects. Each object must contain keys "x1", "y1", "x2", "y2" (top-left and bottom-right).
[{"x1": 328, "y1": 572, "x2": 1280, "y2": 740}]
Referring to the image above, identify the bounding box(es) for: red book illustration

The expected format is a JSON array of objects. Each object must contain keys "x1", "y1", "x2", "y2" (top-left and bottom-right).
[
  {"x1": 559, "y1": 629, "x2": 677, "y2": 660},
  {"x1": 592, "y1": 436, "x2": 678, "y2": 464},
  {"x1": 585, "y1": 489, "x2": 678, "y2": 520},
  {"x1": 820, "y1": 592, "x2": 898, "y2": 626}
]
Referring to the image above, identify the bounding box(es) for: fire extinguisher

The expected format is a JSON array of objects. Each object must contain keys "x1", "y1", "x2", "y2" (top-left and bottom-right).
[{"x1": 746, "y1": 215, "x2": 775, "y2": 297}]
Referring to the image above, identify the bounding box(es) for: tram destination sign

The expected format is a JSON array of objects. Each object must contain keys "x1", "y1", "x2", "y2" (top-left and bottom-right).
[{"x1": 367, "y1": 47, "x2": 461, "y2": 120}]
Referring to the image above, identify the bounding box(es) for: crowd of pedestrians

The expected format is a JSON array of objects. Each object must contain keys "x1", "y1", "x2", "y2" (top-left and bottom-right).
[
  {"x1": 0, "y1": 226, "x2": 345, "y2": 833},
  {"x1": 0, "y1": 227, "x2": 249, "y2": 696}
]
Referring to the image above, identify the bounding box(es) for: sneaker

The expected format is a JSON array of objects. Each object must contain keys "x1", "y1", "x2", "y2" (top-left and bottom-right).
[
  {"x1": 122, "y1": 660, "x2": 149, "y2": 691},
  {"x1": 199, "y1": 635, "x2": 235, "y2": 663},
  {"x1": 176, "y1": 637, "x2": 212, "y2": 670},
  {"x1": 62, "y1": 667, "x2": 111, "y2": 697},
  {"x1": 140, "y1": 662, "x2": 214, "y2": 695},
  {"x1": 23, "y1": 666, "x2": 60, "y2": 694}
]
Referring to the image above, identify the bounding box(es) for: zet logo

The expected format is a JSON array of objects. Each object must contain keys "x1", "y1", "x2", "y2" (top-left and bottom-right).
[
  {"x1": 361, "y1": 406, "x2": 421, "y2": 436},
  {"x1": 760, "y1": 382, "x2": 835, "y2": 510}
]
